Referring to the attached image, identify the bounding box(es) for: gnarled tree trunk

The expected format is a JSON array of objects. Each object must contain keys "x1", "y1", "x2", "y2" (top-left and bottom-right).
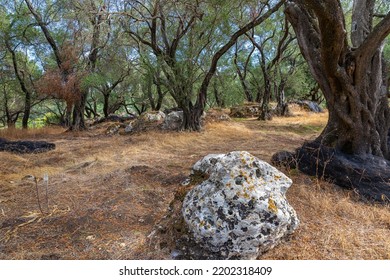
[
  {"x1": 281, "y1": 0, "x2": 390, "y2": 202},
  {"x1": 71, "y1": 92, "x2": 87, "y2": 131}
]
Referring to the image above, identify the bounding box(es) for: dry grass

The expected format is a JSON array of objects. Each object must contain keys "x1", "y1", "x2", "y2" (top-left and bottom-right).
[
  {"x1": 1, "y1": 110, "x2": 389, "y2": 259},
  {"x1": 0, "y1": 127, "x2": 65, "y2": 140}
]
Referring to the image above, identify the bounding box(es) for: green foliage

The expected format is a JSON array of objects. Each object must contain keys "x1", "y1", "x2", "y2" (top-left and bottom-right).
[
  {"x1": 42, "y1": 112, "x2": 61, "y2": 125},
  {"x1": 0, "y1": 0, "x2": 388, "y2": 128}
]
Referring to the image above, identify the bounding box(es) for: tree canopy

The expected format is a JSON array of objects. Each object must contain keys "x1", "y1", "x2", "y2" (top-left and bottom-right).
[{"x1": 1, "y1": 0, "x2": 324, "y2": 129}]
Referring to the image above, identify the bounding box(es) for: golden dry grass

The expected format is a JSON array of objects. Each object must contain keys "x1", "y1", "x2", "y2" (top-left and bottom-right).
[
  {"x1": 1, "y1": 110, "x2": 389, "y2": 259},
  {"x1": 0, "y1": 127, "x2": 65, "y2": 140}
]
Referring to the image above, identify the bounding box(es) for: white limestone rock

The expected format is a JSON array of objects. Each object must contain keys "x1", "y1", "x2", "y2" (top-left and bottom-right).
[
  {"x1": 127, "y1": 111, "x2": 165, "y2": 132},
  {"x1": 124, "y1": 122, "x2": 134, "y2": 133},
  {"x1": 182, "y1": 151, "x2": 299, "y2": 259},
  {"x1": 143, "y1": 111, "x2": 165, "y2": 122}
]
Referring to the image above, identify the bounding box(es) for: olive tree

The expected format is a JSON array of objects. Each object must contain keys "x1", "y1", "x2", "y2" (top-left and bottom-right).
[
  {"x1": 122, "y1": 0, "x2": 285, "y2": 130},
  {"x1": 281, "y1": 0, "x2": 390, "y2": 201}
]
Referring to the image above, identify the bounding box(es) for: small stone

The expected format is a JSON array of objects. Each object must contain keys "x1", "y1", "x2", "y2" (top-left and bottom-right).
[
  {"x1": 106, "y1": 124, "x2": 120, "y2": 135},
  {"x1": 86, "y1": 235, "x2": 96, "y2": 241},
  {"x1": 181, "y1": 178, "x2": 191, "y2": 186},
  {"x1": 124, "y1": 123, "x2": 134, "y2": 133}
]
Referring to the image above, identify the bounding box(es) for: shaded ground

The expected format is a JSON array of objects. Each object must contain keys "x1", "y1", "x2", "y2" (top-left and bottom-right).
[{"x1": 1, "y1": 111, "x2": 389, "y2": 259}]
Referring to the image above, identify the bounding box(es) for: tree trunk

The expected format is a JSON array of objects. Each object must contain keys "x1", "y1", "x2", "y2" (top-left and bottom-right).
[
  {"x1": 234, "y1": 44, "x2": 254, "y2": 102},
  {"x1": 24, "y1": 0, "x2": 62, "y2": 68},
  {"x1": 256, "y1": 88, "x2": 263, "y2": 103},
  {"x1": 71, "y1": 92, "x2": 86, "y2": 131},
  {"x1": 259, "y1": 71, "x2": 272, "y2": 120},
  {"x1": 153, "y1": 71, "x2": 164, "y2": 111},
  {"x1": 145, "y1": 76, "x2": 157, "y2": 111},
  {"x1": 308, "y1": 84, "x2": 321, "y2": 103},
  {"x1": 103, "y1": 93, "x2": 110, "y2": 118},
  {"x1": 275, "y1": 88, "x2": 288, "y2": 117},
  {"x1": 2, "y1": 83, "x2": 20, "y2": 128},
  {"x1": 237, "y1": 71, "x2": 254, "y2": 102},
  {"x1": 5, "y1": 40, "x2": 33, "y2": 129},
  {"x1": 155, "y1": 86, "x2": 164, "y2": 111},
  {"x1": 213, "y1": 77, "x2": 224, "y2": 108},
  {"x1": 64, "y1": 103, "x2": 72, "y2": 127},
  {"x1": 22, "y1": 91, "x2": 31, "y2": 129},
  {"x1": 6, "y1": 111, "x2": 19, "y2": 129},
  {"x1": 181, "y1": 104, "x2": 203, "y2": 131},
  {"x1": 176, "y1": 1, "x2": 285, "y2": 131},
  {"x1": 282, "y1": 0, "x2": 390, "y2": 202},
  {"x1": 6, "y1": 119, "x2": 16, "y2": 128}
]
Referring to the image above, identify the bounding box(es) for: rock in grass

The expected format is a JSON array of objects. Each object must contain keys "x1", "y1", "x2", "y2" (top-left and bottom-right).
[
  {"x1": 162, "y1": 111, "x2": 183, "y2": 131},
  {"x1": 182, "y1": 151, "x2": 299, "y2": 259},
  {"x1": 127, "y1": 111, "x2": 166, "y2": 133}
]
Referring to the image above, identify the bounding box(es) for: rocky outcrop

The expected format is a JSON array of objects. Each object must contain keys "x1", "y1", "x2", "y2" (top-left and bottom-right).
[
  {"x1": 290, "y1": 100, "x2": 323, "y2": 113},
  {"x1": 204, "y1": 109, "x2": 231, "y2": 122},
  {"x1": 124, "y1": 111, "x2": 166, "y2": 133},
  {"x1": 106, "y1": 124, "x2": 121, "y2": 135},
  {"x1": 230, "y1": 104, "x2": 260, "y2": 118},
  {"x1": 181, "y1": 151, "x2": 299, "y2": 259}
]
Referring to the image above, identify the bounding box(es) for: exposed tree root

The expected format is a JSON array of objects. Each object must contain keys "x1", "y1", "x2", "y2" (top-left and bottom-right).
[{"x1": 272, "y1": 141, "x2": 390, "y2": 204}]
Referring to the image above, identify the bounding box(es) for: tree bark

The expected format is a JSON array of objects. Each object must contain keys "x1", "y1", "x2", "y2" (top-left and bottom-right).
[
  {"x1": 24, "y1": 0, "x2": 63, "y2": 69},
  {"x1": 103, "y1": 92, "x2": 110, "y2": 118},
  {"x1": 181, "y1": 103, "x2": 203, "y2": 131},
  {"x1": 153, "y1": 70, "x2": 165, "y2": 111},
  {"x1": 287, "y1": 0, "x2": 390, "y2": 157},
  {"x1": 213, "y1": 77, "x2": 225, "y2": 108},
  {"x1": 259, "y1": 65, "x2": 273, "y2": 121},
  {"x1": 283, "y1": 0, "x2": 390, "y2": 202},
  {"x1": 22, "y1": 92, "x2": 31, "y2": 129},
  {"x1": 71, "y1": 92, "x2": 86, "y2": 131},
  {"x1": 234, "y1": 43, "x2": 254, "y2": 102},
  {"x1": 5, "y1": 40, "x2": 33, "y2": 129}
]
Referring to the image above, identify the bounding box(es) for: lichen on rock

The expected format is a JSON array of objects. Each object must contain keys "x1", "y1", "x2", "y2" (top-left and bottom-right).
[{"x1": 181, "y1": 151, "x2": 299, "y2": 259}]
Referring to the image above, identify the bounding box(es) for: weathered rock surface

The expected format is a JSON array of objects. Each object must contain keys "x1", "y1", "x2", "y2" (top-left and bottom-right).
[
  {"x1": 0, "y1": 138, "x2": 55, "y2": 154},
  {"x1": 142, "y1": 111, "x2": 165, "y2": 122},
  {"x1": 162, "y1": 111, "x2": 183, "y2": 131},
  {"x1": 182, "y1": 151, "x2": 299, "y2": 259},
  {"x1": 205, "y1": 109, "x2": 231, "y2": 122},
  {"x1": 291, "y1": 100, "x2": 323, "y2": 113},
  {"x1": 125, "y1": 111, "x2": 166, "y2": 133},
  {"x1": 230, "y1": 104, "x2": 260, "y2": 118},
  {"x1": 106, "y1": 123, "x2": 121, "y2": 135},
  {"x1": 124, "y1": 123, "x2": 134, "y2": 133}
]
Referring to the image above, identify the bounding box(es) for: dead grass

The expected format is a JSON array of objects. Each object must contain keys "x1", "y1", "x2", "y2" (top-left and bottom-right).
[
  {"x1": 1, "y1": 110, "x2": 389, "y2": 259},
  {"x1": 0, "y1": 127, "x2": 65, "y2": 140}
]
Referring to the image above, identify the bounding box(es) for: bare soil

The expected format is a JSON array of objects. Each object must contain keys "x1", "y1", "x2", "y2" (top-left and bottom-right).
[{"x1": 1, "y1": 111, "x2": 389, "y2": 260}]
